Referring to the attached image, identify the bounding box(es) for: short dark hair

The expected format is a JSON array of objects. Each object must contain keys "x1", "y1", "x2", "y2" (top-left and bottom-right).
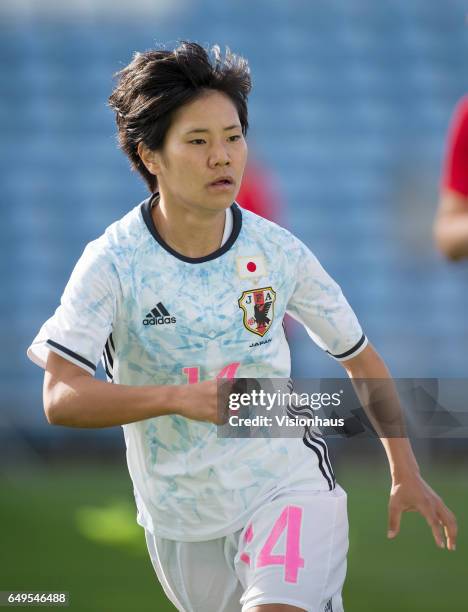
[{"x1": 108, "y1": 41, "x2": 252, "y2": 192}]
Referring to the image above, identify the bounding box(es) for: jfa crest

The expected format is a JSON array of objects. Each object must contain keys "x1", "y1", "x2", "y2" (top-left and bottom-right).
[{"x1": 238, "y1": 287, "x2": 276, "y2": 337}]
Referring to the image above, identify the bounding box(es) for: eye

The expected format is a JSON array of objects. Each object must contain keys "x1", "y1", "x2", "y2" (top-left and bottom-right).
[
  {"x1": 229, "y1": 135, "x2": 242, "y2": 142},
  {"x1": 189, "y1": 139, "x2": 206, "y2": 145}
]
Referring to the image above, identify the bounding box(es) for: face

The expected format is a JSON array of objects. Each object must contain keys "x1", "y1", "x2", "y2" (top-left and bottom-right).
[{"x1": 140, "y1": 90, "x2": 248, "y2": 212}]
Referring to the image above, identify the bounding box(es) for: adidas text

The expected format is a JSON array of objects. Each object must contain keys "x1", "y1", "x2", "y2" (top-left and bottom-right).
[{"x1": 143, "y1": 316, "x2": 177, "y2": 326}]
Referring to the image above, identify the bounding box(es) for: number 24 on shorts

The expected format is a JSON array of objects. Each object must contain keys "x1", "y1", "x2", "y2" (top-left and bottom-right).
[{"x1": 239, "y1": 505, "x2": 305, "y2": 583}]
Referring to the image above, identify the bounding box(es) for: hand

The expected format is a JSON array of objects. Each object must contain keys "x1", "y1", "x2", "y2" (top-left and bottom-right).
[
  {"x1": 175, "y1": 380, "x2": 233, "y2": 425},
  {"x1": 387, "y1": 472, "x2": 457, "y2": 551}
]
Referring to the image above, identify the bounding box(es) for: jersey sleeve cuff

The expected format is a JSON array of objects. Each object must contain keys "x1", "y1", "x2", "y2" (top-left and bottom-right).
[
  {"x1": 327, "y1": 334, "x2": 368, "y2": 362},
  {"x1": 27, "y1": 338, "x2": 97, "y2": 376}
]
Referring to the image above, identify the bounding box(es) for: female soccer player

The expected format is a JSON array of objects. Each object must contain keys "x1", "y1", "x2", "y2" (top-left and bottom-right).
[{"x1": 28, "y1": 42, "x2": 457, "y2": 612}]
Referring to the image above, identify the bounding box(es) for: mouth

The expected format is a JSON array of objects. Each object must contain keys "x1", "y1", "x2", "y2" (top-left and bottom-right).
[{"x1": 208, "y1": 176, "x2": 235, "y2": 187}]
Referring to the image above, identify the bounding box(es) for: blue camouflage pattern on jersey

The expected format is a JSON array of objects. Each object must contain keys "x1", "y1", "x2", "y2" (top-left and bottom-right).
[{"x1": 28, "y1": 198, "x2": 365, "y2": 540}]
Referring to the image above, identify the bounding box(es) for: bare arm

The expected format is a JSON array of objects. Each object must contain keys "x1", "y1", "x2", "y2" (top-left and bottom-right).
[
  {"x1": 340, "y1": 344, "x2": 418, "y2": 476},
  {"x1": 433, "y1": 189, "x2": 468, "y2": 260},
  {"x1": 341, "y1": 343, "x2": 457, "y2": 551},
  {"x1": 43, "y1": 351, "x2": 221, "y2": 428}
]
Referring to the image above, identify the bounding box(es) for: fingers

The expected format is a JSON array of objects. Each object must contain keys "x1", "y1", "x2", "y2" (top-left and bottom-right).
[
  {"x1": 388, "y1": 478, "x2": 458, "y2": 552},
  {"x1": 424, "y1": 511, "x2": 445, "y2": 549},
  {"x1": 437, "y1": 503, "x2": 458, "y2": 552},
  {"x1": 216, "y1": 379, "x2": 235, "y2": 425},
  {"x1": 421, "y1": 501, "x2": 458, "y2": 551},
  {"x1": 387, "y1": 502, "x2": 402, "y2": 539}
]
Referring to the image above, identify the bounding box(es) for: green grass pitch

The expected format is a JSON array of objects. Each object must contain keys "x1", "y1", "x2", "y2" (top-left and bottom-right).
[{"x1": 0, "y1": 462, "x2": 465, "y2": 611}]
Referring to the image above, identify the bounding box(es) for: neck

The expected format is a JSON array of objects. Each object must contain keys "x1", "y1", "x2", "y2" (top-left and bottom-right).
[{"x1": 151, "y1": 193, "x2": 228, "y2": 258}]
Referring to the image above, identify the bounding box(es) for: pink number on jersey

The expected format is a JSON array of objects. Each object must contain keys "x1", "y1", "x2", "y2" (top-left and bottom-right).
[
  {"x1": 257, "y1": 505, "x2": 305, "y2": 583},
  {"x1": 216, "y1": 362, "x2": 240, "y2": 379},
  {"x1": 182, "y1": 367, "x2": 200, "y2": 384},
  {"x1": 183, "y1": 363, "x2": 240, "y2": 384},
  {"x1": 239, "y1": 522, "x2": 254, "y2": 566}
]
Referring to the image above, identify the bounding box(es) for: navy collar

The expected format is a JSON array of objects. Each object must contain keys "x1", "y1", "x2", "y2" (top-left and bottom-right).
[{"x1": 141, "y1": 192, "x2": 243, "y2": 264}]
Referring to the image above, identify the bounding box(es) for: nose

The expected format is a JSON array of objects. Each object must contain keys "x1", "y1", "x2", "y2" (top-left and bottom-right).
[{"x1": 208, "y1": 141, "x2": 230, "y2": 168}]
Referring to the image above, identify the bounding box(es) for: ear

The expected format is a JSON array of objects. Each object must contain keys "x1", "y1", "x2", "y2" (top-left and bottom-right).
[{"x1": 137, "y1": 141, "x2": 162, "y2": 175}]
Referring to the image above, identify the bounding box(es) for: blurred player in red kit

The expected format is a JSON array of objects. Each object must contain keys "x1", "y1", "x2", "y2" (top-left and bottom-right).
[
  {"x1": 434, "y1": 96, "x2": 468, "y2": 260},
  {"x1": 236, "y1": 160, "x2": 284, "y2": 224}
]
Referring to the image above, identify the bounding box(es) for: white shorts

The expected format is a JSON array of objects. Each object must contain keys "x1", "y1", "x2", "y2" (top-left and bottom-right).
[{"x1": 144, "y1": 484, "x2": 348, "y2": 612}]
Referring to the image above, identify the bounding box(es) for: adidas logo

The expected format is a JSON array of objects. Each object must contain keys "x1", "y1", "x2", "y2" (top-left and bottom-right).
[{"x1": 143, "y1": 302, "x2": 177, "y2": 326}]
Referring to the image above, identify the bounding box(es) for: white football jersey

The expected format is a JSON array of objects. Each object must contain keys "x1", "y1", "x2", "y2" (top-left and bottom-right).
[{"x1": 27, "y1": 193, "x2": 367, "y2": 541}]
